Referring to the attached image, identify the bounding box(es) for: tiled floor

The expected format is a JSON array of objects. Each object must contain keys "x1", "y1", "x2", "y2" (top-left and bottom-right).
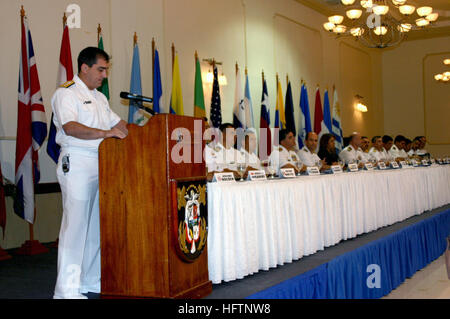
[{"x1": 383, "y1": 254, "x2": 450, "y2": 299}]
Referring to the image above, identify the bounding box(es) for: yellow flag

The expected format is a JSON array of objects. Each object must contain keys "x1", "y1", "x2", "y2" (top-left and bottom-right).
[
  {"x1": 170, "y1": 54, "x2": 184, "y2": 115},
  {"x1": 276, "y1": 79, "x2": 286, "y2": 129}
]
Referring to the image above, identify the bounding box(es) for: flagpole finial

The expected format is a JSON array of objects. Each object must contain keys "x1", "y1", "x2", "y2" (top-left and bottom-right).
[
  {"x1": 133, "y1": 32, "x2": 138, "y2": 46},
  {"x1": 333, "y1": 84, "x2": 336, "y2": 91},
  {"x1": 195, "y1": 50, "x2": 198, "y2": 61},
  {"x1": 245, "y1": 67, "x2": 248, "y2": 76},
  {"x1": 262, "y1": 70, "x2": 265, "y2": 82},
  {"x1": 301, "y1": 78, "x2": 304, "y2": 85},
  {"x1": 63, "y1": 12, "x2": 67, "y2": 27},
  {"x1": 20, "y1": 5, "x2": 25, "y2": 19},
  {"x1": 286, "y1": 74, "x2": 289, "y2": 85},
  {"x1": 235, "y1": 62, "x2": 238, "y2": 74},
  {"x1": 97, "y1": 23, "x2": 102, "y2": 35}
]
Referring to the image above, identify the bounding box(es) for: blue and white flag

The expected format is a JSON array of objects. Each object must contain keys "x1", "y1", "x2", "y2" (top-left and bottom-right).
[
  {"x1": 244, "y1": 72, "x2": 254, "y2": 129},
  {"x1": 153, "y1": 48, "x2": 162, "y2": 113},
  {"x1": 331, "y1": 88, "x2": 343, "y2": 151},
  {"x1": 127, "y1": 44, "x2": 145, "y2": 124},
  {"x1": 298, "y1": 83, "x2": 311, "y2": 148}
]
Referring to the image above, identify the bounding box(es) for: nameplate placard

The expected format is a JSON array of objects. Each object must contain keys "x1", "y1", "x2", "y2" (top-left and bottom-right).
[
  {"x1": 421, "y1": 159, "x2": 430, "y2": 166},
  {"x1": 348, "y1": 163, "x2": 359, "y2": 172},
  {"x1": 306, "y1": 166, "x2": 320, "y2": 176},
  {"x1": 411, "y1": 160, "x2": 419, "y2": 167},
  {"x1": 247, "y1": 170, "x2": 267, "y2": 181},
  {"x1": 430, "y1": 158, "x2": 435, "y2": 164},
  {"x1": 213, "y1": 172, "x2": 236, "y2": 183},
  {"x1": 280, "y1": 168, "x2": 296, "y2": 178},
  {"x1": 364, "y1": 163, "x2": 374, "y2": 171},
  {"x1": 399, "y1": 161, "x2": 407, "y2": 168},
  {"x1": 331, "y1": 165, "x2": 343, "y2": 174},
  {"x1": 378, "y1": 162, "x2": 387, "y2": 170},
  {"x1": 390, "y1": 161, "x2": 400, "y2": 169}
]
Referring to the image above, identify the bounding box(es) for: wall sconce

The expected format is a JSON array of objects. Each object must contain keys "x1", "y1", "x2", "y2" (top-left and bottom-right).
[
  {"x1": 203, "y1": 58, "x2": 228, "y2": 86},
  {"x1": 434, "y1": 58, "x2": 450, "y2": 83},
  {"x1": 355, "y1": 94, "x2": 368, "y2": 112}
]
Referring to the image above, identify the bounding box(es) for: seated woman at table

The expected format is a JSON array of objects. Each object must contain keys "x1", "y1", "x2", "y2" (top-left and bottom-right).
[{"x1": 318, "y1": 133, "x2": 339, "y2": 167}]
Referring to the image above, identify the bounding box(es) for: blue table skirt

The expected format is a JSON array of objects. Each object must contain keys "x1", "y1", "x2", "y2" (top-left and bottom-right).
[{"x1": 247, "y1": 209, "x2": 450, "y2": 299}]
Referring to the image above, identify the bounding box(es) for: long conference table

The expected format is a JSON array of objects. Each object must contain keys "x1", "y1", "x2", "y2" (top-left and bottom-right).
[{"x1": 207, "y1": 165, "x2": 450, "y2": 284}]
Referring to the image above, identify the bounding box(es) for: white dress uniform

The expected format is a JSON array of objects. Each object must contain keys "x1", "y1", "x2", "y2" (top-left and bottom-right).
[
  {"x1": 204, "y1": 142, "x2": 244, "y2": 172},
  {"x1": 297, "y1": 146, "x2": 321, "y2": 167},
  {"x1": 268, "y1": 144, "x2": 300, "y2": 175},
  {"x1": 239, "y1": 148, "x2": 261, "y2": 170},
  {"x1": 388, "y1": 144, "x2": 407, "y2": 159},
  {"x1": 369, "y1": 147, "x2": 388, "y2": 162},
  {"x1": 51, "y1": 75, "x2": 121, "y2": 299},
  {"x1": 339, "y1": 145, "x2": 365, "y2": 164}
]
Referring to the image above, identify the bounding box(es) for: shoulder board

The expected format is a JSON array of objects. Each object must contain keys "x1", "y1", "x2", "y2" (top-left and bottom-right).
[
  {"x1": 60, "y1": 80, "x2": 75, "y2": 88},
  {"x1": 347, "y1": 146, "x2": 352, "y2": 151},
  {"x1": 278, "y1": 147, "x2": 283, "y2": 152}
]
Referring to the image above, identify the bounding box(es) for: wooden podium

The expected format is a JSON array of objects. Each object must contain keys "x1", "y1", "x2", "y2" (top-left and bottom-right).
[{"x1": 98, "y1": 114, "x2": 212, "y2": 298}]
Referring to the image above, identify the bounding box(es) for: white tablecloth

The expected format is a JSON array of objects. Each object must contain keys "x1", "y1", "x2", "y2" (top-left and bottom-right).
[{"x1": 207, "y1": 165, "x2": 450, "y2": 284}]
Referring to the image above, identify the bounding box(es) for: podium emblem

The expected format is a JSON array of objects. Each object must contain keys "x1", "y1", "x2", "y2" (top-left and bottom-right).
[{"x1": 175, "y1": 181, "x2": 207, "y2": 262}]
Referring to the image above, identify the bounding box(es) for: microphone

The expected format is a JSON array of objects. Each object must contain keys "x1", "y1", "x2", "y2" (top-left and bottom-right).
[{"x1": 120, "y1": 91, "x2": 153, "y2": 103}]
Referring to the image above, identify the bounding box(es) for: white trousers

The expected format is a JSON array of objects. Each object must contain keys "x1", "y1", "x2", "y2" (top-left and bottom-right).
[{"x1": 54, "y1": 148, "x2": 101, "y2": 298}]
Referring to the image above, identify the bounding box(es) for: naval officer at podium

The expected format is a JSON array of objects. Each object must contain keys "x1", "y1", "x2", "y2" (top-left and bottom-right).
[{"x1": 51, "y1": 47, "x2": 128, "y2": 299}]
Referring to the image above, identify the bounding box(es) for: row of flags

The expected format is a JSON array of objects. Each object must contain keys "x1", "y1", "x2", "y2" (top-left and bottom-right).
[{"x1": 9, "y1": 11, "x2": 344, "y2": 228}]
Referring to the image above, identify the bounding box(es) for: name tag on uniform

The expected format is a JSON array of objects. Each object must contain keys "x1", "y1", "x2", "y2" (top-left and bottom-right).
[
  {"x1": 83, "y1": 100, "x2": 92, "y2": 104},
  {"x1": 348, "y1": 163, "x2": 359, "y2": 172},
  {"x1": 378, "y1": 162, "x2": 387, "y2": 170},
  {"x1": 213, "y1": 172, "x2": 236, "y2": 183},
  {"x1": 247, "y1": 170, "x2": 267, "y2": 181},
  {"x1": 280, "y1": 168, "x2": 296, "y2": 178},
  {"x1": 364, "y1": 163, "x2": 374, "y2": 170},
  {"x1": 306, "y1": 166, "x2": 320, "y2": 176},
  {"x1": 390, "y1": 161, "x2": 400, "y2": 169},
  {"x1": 331, "y1": 165, "x2": 343, "y2": 174}
]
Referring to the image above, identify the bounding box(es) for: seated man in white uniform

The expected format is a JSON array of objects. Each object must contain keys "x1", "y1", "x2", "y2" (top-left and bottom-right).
[
  {"x1": 339, "y1": 132, "x2": 365, "y2": 168},
  {"x1": 382, "y1": 135, "x2": 395, "y2": 163},
  {"x1": 360, "y1": 136, "x2": 372, "y2": 163},
  {"x1": 52, "y1": 47, "x2": 128, "y2": 299},
  {"x1": 415, "y1": 136, "x2": 429, "y2": 157},
  {"x1": 297, "y1": 132, "x2": 328, "y2": 171},
  {"x1": 389, "y1": 135, "x2": 408, "y2": 161},
  {"x1": 205, "y1": 122, "x2": 244, "y2": 181},
  {"x1": 269, "y1": 129, "x2": 301, "y2": 175},
  {"x1": 239, "y1": 128, "x2": 261, "y2": 171},
  {"x1": 369, "y1": 136, "x2": 388, "y2": 162}
]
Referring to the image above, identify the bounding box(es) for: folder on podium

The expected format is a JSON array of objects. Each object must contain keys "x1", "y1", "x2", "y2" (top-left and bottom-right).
[{"x1": 98, "y1": 114, "x2": 211, "y2": 298}]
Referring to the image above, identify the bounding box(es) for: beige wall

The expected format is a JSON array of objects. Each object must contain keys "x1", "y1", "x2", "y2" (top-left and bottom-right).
[
  {"x1": 382, "y1": 36, "x2": 450, "y2": 157},
  {"x1": 1, "y1": 0, "x2": 388, "y2": 248}
]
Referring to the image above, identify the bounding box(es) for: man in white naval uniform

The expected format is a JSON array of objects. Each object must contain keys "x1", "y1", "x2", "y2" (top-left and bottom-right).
[
  {"x1": 269, "y1": 129, "x2": 302, "y2": 175},
  {"x1": 51, "y1": 47, "x2": 128, "y2": 299},
  {"x1": 297, "y1": 132, "x2": 328, "y2": 171},
  {"x1": 369, "y1": 136, "x2": 389, "y2": 162},
  {"x1": 389, "y1": 135, "x2": 408, "y2": 161},
  {"x1": 339, "y1": 132, "x2": 365, "y2": 168},
  {"x1": 239, "y1": 128, "x2": 261, "y2": 171},
  {"x1": 204, "y1": 123, "x2": 244, "y2": 181}
]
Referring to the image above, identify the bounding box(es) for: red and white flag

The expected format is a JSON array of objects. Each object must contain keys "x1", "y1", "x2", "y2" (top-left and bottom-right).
[
  {"x1": 47, "y1": 24, "x2": 73, "y2": 163},
  {"x1": 14, "y1": 15, "x2": 47, "y2": 224},
  {"x1": 313, "y1": 87, "x2": 323, "y2": 136}
]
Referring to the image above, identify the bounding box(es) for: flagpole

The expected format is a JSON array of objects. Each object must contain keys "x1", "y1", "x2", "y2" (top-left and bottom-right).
[
  {"x1": 286, "y1": 74, "x2": 289, "y2": 87},
  {"x1": 262, "y1": 70, "x2": 264, "y2": 85},
  {"x1": 97, "y1": 23, "x2": 102, "y2": 46},
  {"x1": 152, "y1": 37, "x2": 155, "y2": 94},
  {"x1": 171, "y1": 43, "x2": 175, "y2": 74},
  {"x1": 15, "y1": 6, "x2": 48, "y2": 256}
]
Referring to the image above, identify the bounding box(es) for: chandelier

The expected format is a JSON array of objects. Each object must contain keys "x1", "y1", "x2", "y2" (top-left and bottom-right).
[
  {"x1": 434, "y1": 59, "x2": 450, "y2": 83},
  {"x1": 323, "y1": 0, "x2": 439, "y2": 48}
]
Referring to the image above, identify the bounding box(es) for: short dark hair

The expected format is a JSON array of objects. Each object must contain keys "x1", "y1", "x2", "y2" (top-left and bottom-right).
[
  {"x1": 405, "y1": 138, "x2": 412, "y2": 144},
  {"x1": 219, "y1": 122, "x2": 235, "y2": 133},
  {"x1": 382, "y1": 135, "x2": 393, "y2": 144},
  {"x1": 77, "y1": 47, "x2": 110, "y2": 73},
  {"x1": 394, "y1": 135, "x2": 407, "y2": 143},
  {"x1": 279, "y1": 129, "x2": 295, "y2": 144},
  {"x1": 361, "y1": 136, "x2": 368, "y2": 140},
  {"x1": 305, "y1": 131, "x2": 315, "y2": 141},
  {"x1": 372, "y1": 135, "x2": 381, "y2": 143}
]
